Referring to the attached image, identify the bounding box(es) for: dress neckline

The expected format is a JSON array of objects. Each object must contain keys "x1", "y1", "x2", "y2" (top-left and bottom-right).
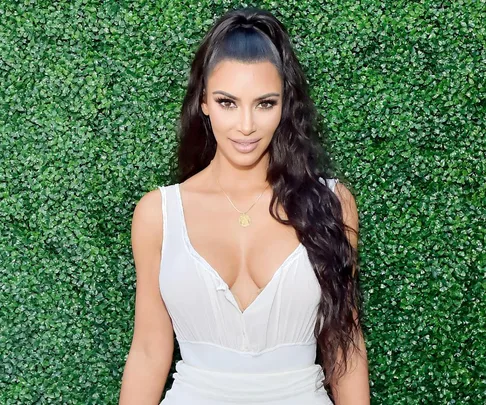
[{"x1": 175, "y1": 183, "x2": 304, "y2": 315}]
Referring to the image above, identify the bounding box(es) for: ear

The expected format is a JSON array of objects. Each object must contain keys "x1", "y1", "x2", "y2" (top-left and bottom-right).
[{"x1": 201, "y1": 89, "x2": 209, "y2": 116}]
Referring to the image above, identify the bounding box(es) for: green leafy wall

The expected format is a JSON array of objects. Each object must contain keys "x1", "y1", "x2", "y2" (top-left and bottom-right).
[{"x1": 1, "y1": 0, "x2": 484, "y2": 404}]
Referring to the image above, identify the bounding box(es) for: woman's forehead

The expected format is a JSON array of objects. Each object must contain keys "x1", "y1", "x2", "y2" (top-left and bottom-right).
[{"x1": 207, "y1": 60, "x2": 282, "y2": 88}]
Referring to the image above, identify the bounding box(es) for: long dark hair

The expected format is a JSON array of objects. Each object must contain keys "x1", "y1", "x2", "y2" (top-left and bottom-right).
[{"x1": 169, "y1": 6, "x2": 364, "y2": 399}]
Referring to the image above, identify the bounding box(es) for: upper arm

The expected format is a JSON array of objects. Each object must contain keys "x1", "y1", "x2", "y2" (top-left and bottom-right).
[
  {"x1": 129, "y1": 188, "x2": 174, "y2": 366},
  {"x1": 331, "y1": 182, "x2": 370, "y2": 405},
  {"x1": 334, "y1": 182, "x2": 359, "y2": 277}
]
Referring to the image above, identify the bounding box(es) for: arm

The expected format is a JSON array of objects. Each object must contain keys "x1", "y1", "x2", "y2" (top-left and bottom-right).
[
  {"x1": 119, "y1": 189, "x2": 174, "y2": 405},
  {"x1": 330, "y1": 183, "x2": 370, "y2": 405}
]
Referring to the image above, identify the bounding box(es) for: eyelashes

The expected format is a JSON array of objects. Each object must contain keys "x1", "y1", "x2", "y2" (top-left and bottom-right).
[{"x1": 214, "y1": 97, "x2": 278, "y2": 110}]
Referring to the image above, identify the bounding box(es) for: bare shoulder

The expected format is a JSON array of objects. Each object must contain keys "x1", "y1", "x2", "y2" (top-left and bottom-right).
[
  {"x1": 130, "y1": 186, "x2": 165, "y2": 290},
  {"x1": 333, "y1": 181, "x2": 359, "y2": 251},
  {"x1": 130, "y1": 186, "x2": 165, "y2": 285},
  {"x1": 132, "y1": 188, "x2": 163, "y2": 236},
  {"x1": 129, "y1": 187, "x2": 174, "y2": 364},
  {"x1": 334, "y1": 182, "x2": 358, "y2": 220}
]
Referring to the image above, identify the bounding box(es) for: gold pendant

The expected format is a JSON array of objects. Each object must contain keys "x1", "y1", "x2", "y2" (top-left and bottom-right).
[{"x1": 238, "y1": 213, "x2": 251, "y2": 227}]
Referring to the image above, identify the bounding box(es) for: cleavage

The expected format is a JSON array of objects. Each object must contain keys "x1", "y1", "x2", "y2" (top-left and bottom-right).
[
  {"x1": 179, "y1": 183, "x2": 300, "y2": 312},
  {"x1": 188, "y1": 235, "x2": 300, "y2": 312}
]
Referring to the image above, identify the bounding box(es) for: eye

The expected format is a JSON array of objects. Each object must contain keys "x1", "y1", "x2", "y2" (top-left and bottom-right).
[
  {"x1": 258, "y1": 99, "x2": 277, "y2": 109},
  {"x1": 215, "y1": 97, "x2": 236, "y2": 109}
]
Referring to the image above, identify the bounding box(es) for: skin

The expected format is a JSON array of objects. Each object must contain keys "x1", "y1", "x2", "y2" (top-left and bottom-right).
[
  {"x1": 119, "y1": 59, "x2": 370, "y2": 404},
  {"x1": 202, "y1": 59, "x2": 370, "y2": 404},
  {"x1": 186, "y1": 59, "x2": 293, "y2": 313},
  {"x1": 201, "y1": 59, "x2": 283, "y2": 192},
  {"x1": 331, "y1": 182, "x2": 370, "y2": 404}
]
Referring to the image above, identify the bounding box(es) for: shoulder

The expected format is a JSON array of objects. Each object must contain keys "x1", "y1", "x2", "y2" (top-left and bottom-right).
[
  {"x1": 333, "y1": 181, "x2": 359, "y2": 249},
  {"x1": 332, "y1": 181, "x2": 359, "y2": 278},
  {"x1": 333, "y1": 182, "x2": 357, "y2": 216},
  {"x1": 133, "y1": 187, "x2": 164, "y2": 222},
  {"x1": 131, "y1": 187, "x2": 164, "y2": 248}
]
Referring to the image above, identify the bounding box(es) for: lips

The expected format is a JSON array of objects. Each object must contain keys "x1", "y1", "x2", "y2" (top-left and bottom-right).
[
  {"x1": 230, "y1": 138, "x2": 260, "y2": 153},
  {"x1": 231, "y1": 139, "x2": 260, "y2": 144}
]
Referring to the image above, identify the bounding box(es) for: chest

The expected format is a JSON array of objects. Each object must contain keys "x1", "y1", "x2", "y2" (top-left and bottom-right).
[{"x1": 178, "y1": 184, "x2": 304, "y2": 313}]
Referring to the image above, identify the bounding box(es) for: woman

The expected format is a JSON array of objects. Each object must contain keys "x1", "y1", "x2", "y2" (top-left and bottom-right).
[{"x1": 120, "y1": 6, "x2": 370, "y2": 405}]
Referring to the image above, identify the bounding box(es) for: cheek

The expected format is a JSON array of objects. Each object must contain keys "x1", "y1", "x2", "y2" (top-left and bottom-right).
[
  {"x1": 258, "y1": 110, "x2": 282, "y2": 133},
  {"x1": 208, "y1": 108, "x2": 231, "y2": 132}
]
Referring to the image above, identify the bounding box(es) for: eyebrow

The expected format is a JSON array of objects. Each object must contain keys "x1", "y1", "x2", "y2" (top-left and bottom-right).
[{"x1": 212, "y1": 90, "x2": 280, "y2": 101}]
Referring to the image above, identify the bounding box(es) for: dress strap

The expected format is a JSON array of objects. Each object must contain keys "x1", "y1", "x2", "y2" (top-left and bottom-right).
[
  {"x1": 158, "y1": 186, "x2": 168, "y2": 242},
  {"x1": 157, "y1": 184, "x2": 185, "y2": 256},
  {"x1": 318, "y1": 176, "x2": 339, "y2": 193}
]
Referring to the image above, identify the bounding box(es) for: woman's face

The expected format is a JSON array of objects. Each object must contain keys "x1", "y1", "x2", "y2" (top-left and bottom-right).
[{"x1": 201, "y1": 59, "x2": 283, "y2": 166}]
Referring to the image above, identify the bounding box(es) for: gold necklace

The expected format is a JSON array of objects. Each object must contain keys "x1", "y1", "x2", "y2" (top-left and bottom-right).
[{"x1": 212, "y1": 164, "x2": 269, "y2": 227}]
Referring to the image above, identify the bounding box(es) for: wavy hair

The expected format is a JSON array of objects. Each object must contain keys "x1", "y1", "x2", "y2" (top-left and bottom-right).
[{"x1": 168, "y1": 6, "x2": 364, "y2": 399}]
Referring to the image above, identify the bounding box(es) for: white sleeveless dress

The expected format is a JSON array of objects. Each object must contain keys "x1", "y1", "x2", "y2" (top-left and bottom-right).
[{"x1": 158, "y1": 178, "x2": 337, "y2": 404}]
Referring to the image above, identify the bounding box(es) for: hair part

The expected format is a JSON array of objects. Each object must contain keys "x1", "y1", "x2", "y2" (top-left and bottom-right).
[{"x1": 203, "y1": 24, "x2": 283, "y2": 87}]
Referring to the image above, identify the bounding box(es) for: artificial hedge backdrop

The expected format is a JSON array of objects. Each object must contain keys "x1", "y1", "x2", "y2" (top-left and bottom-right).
[{"x1": 1, "y1": 0, "x2": 484, "y2": 404}]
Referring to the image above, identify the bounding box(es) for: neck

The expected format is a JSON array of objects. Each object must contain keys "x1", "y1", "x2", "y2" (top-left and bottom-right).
[{"x1": 208, "y1": 153, "x2": 270, "y2": 194}]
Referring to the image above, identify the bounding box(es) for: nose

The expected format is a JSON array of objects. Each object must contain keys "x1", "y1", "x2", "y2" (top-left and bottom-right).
[{"x1": 238, "y1": 106, "x2": 256, "y2": 135}]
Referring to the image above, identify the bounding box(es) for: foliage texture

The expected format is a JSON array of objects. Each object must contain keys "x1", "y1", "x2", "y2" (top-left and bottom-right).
[{"x1": 0, "y1": 0, "x2": 484, "y2": 404}]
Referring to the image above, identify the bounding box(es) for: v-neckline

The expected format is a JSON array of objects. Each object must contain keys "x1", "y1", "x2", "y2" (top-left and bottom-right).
[{"x1": 175, "y1": 183, "x2": 304, "y2": 315}]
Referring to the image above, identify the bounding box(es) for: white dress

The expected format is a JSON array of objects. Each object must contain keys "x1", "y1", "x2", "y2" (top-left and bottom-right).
[{"x1": 158, "y1": 179, "x2": 337, "y2": 404}]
